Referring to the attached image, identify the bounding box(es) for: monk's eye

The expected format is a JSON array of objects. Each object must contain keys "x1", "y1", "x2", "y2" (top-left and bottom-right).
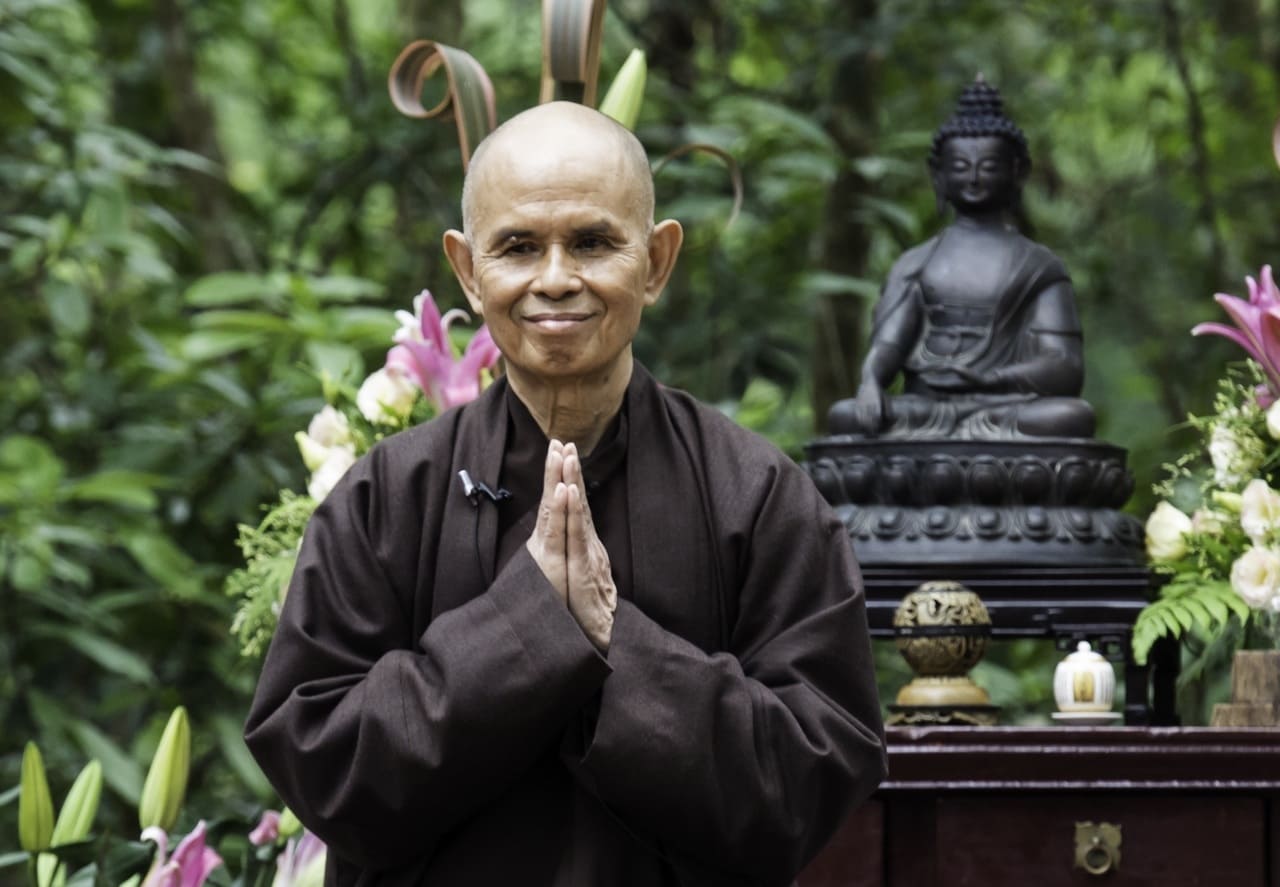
[
  {"x1": 500, "y1": 240, "x2": 538, "y2": 258},
  {"x1": 979, "y1": 159, "x2": 1002, "y2": 173},
  {"x1": 950, "y1": 160, "x2": 970, "y2": 173},
  {"x1": 574, "y1": 234, "x2": 613, "y2": 254}
]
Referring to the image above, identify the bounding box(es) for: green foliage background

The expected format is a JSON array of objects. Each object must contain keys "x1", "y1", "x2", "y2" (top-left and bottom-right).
[{"x1": 4, "y1": 0, "x2": 1280, "y2": 850}]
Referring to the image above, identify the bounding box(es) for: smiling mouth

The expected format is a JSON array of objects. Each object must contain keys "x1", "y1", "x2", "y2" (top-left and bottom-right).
[{"x1": 524, "y1": 313, "x2": 595, "y2": 332}]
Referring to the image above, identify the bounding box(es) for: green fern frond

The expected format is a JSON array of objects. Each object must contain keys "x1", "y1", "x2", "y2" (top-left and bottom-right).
[{"x1": 1131, "y1": 578, "x2": 1240, "y2": 666}]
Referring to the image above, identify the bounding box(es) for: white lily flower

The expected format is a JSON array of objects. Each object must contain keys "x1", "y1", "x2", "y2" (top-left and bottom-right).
[
  {"x1": 1241, "y1": 478, "x2": 1280, "y2": 545},
  {"x1": 307, "y1": 405, "x2": 352, "y2": 448},
  {"x1": 1145, "y1": 501, "x2": 1192, "y2": 562},
  {"x1": 1230, "y1": 546, "x2": 1280, "y2": 609},
  {"x1": 356, "y1": 367, "x2": 418, "y2": 425},
  {"x1": 307, "y1": 447, "x2": 357, "y2": 501}
]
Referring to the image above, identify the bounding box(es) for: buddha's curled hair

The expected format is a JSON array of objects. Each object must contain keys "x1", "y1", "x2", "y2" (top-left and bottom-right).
[{"x1": 928, "y1": 75, "x2": 1031, "y2": 176}]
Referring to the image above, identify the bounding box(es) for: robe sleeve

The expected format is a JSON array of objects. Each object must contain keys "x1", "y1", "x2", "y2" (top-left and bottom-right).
[
  {"x1": 563, "y1": 459, "x2": 887, "y2": 886},
  {"x1": 244, "y1": 449, "x2": 611, "y2": 871}
]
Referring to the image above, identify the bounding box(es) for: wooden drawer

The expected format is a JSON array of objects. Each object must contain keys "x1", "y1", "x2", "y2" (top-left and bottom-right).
[{"x1": 930, "y1": 794, "x2": 1265, "y2": 886}]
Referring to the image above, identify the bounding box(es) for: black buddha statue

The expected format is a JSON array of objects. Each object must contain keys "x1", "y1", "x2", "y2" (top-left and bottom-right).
[
  {"x1": 805, "y1": 76, "x2": 1145, "y2": 571},
  {"x1": 828, "y1": 76, "x2": 1095, "y2": 440}
]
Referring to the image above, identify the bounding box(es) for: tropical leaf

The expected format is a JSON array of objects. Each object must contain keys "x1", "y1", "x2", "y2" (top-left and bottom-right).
[
  {"x1": 62, "y1": 471, "x2": 164, "y2": 511},
  {"x1": 64, "y1": 721, "x2": 143, "y2": 806},
  {"x1": 212, "y1": 714, "x2": 273, "y2": 799},
  {"x1": 184, "y1": 272, "x2": 280, "y2": 308},
  {"x1": 540, "y1": 0, "x2": 607, "y2": 105},
  {"x1": 388, "y1": 40, "x2": 496, "y2": 170},
  {"x1": 120, "y1": 531, "x2": 202, "y2": 599},
  {"x1": 652, "y1": 143, "x2": 744, "y2": 230},
  {"x1": 27, "y1": 626, "x2": 157, "y2": 685}
]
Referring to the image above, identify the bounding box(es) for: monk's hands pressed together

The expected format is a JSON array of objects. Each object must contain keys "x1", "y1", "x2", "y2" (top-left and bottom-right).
[{"x1": 526, "y1": 440, "x2": 617, "y2": 651}]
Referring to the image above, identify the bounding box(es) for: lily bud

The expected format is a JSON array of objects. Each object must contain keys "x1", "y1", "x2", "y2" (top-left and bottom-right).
[
  {"x1": 598, "y1": 49, "x2": 647, "y2": 131},
  {"x1": 294, "y1": 431, "x2": 332, "y2": 473},
  {"x1": 39, "y1": 760, "x2": 103, "y2": 887},
  {"x1": 50, "y1": 759, "x2": 102, "y2": 844},
  {"x1": 138, "y1": 706, "x2": 191, "y2": 832},
  {"x1": 278, "y1": 807, "x2": 303, "y2": 839},
  {"x1": 19, "y1": 741, "x2": 54, "y2": 852},
  {"x1": 1212, "y1": 489, "x2": 1245, "y2": 513}
]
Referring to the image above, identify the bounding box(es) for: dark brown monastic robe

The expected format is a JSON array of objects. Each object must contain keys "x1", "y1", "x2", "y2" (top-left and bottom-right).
[{"x1": 245, "y1": 364, "x2": 886, "y2": 886}]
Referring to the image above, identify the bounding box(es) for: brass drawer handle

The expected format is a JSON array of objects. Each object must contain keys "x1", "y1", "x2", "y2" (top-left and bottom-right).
[{"x1": 1074, "y1": 822, "x2": 1121, "y2": 876}]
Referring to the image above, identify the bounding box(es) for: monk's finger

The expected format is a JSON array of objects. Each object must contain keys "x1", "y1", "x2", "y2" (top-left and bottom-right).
[
  {"x1": 567, "y1": 483, "x2": 587, "y2": 568},
  {"x1": 561, "y1": 445, "x2": 591, "y2": 519},
  {"x1": 549, "y1": 481, "x2": 568, "y2": 546},
  {"x1": 527, "y1": 480, "x2": 569, "y2": 605},
  {"x1": 540, "y1": 440, "x2": 565, "y2": 510}
]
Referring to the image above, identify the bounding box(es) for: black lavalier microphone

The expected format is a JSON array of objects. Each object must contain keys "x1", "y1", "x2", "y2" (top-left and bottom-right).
[{"x1": 458, "y1": 470, "x2": 511, "y2": 506}]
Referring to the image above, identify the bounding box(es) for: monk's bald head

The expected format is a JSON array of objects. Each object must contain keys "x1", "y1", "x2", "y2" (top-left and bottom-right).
[{"x1": 460, "y1": 102, "x2": 654, "y2": 240}]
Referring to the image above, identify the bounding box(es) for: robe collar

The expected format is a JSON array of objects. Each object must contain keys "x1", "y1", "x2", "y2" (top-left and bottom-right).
[{"x1": 431, "y1": 364, "x2": 726, "y2": 651}]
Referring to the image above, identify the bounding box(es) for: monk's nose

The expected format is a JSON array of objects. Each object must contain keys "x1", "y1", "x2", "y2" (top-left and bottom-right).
[{"x1": 534, "y1": 245, "x2": 583, "y2": 299}]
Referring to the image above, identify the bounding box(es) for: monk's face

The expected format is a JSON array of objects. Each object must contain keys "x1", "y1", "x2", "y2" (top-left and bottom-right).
[
  {"x1": 937, "y1": 135, "x2": 1020, "y2": 212},
  {"x1": 445, "y1": 118, "x2": 680, "y2": 394}
]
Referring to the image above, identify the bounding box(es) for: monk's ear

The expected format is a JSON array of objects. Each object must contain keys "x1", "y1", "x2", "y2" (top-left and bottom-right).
[
  {"x1": 643, "y1": 219, "x2": 683, "y2": 307},
  {"x1": 443, "y1": 229, "x2": 482, "y2": 315}
]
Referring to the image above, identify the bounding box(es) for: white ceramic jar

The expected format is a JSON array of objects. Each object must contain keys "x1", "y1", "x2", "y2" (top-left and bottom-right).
[{"x1": 1053, "y1": 641, "x2": 1116, "y2": 713}]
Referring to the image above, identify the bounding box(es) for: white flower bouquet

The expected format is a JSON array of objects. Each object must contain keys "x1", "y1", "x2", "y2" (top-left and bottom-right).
[
  {"x1": 226, "y1": 291, "x2": 499, "y2": 657},
  {"x1": 1135, "y1": 267, "x2": 1280, "y2": 669}
]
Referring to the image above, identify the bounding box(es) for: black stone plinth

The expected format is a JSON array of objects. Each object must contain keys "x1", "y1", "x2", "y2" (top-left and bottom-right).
[{"x1": 805, "y1": 437, "x2": 1144, "y2": 567}]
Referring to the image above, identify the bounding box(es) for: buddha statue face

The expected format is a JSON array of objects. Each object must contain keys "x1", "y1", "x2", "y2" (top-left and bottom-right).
[{"x1": 934, "y1": 135, "x2": 1024, "y2": 214}]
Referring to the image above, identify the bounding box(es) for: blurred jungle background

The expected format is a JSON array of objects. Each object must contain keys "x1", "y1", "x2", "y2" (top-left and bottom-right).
[{"x1": 4, "y1": 0, "x2": 1280, "y2": 852}]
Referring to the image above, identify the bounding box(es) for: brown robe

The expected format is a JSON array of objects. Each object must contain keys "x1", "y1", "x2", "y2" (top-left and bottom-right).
[{"x1": 244, "y1": 364, "x2": 886, "y2": 886}]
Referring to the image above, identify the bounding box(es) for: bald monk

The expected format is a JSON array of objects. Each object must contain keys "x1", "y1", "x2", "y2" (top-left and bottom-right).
[{"x1": 245, "y1": 102, "x2": 886, "y2": 887}]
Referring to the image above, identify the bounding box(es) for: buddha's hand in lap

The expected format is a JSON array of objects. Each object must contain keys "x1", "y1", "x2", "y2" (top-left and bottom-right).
[
  {"x1": 846, "y1": 382, "x2": 889, "y2": 433},
  {"x1": 527, "y1": 440, "x2": 617, "y2": 652}
]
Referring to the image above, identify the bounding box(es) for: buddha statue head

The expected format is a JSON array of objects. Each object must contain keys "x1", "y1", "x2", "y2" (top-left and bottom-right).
[{"x1": 927, "y1": 76, "x2": 1030, "y2": 217}]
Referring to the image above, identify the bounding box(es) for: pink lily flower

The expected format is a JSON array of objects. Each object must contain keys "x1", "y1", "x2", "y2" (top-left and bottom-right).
[
  {"x1": 386, "y1": 290, "x2": 501, "y2": 412},
  {"x1": 140, "y1": 821, "x2": 223, "y2": 887},
  {"x1": 1193, "y1": 265, "x2": 1280, "y2": 400}
]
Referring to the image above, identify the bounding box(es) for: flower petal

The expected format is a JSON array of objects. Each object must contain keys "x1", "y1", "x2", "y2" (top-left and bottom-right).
[
  {"x1": 460, "y1": 325, "x2": 501, "y2": 374},
  {"x1": 249, "y1": 810, "x2": 281, "y2": 847},
  {"x1": 1259, "y1": 308, "x2": 1280, "y2": 391},
  {"x1": 1263, "y1": 266, "x2": 1280, "y2": 309},
  {"x1": 387, "y1": 342, "x2": 449, "y2": 398},
  {"x1": 1191, "y1": 321, "x2": 1262, "y2": 359},
  {"x1": 413, "y1": 290, "x2": 448, "y2": 353}
]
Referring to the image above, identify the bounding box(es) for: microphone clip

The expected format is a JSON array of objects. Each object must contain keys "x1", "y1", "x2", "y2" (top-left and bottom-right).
[{"x1": 458, "y1": 469, "x2": 511, "y2": 507}]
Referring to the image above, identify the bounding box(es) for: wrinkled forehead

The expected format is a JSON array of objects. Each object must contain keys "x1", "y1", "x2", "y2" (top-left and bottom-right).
[{"x1": 463, "y1": 112, "x2": 653, "y2": 235}]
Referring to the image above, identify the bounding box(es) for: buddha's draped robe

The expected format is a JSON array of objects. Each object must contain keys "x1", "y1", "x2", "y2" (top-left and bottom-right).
[
  {"x1": 873, "y1": 229, "x2": 1084, "y2": 438},
  {"x1": 245, "y1": 364, "x2": 886, "y2": 886}
]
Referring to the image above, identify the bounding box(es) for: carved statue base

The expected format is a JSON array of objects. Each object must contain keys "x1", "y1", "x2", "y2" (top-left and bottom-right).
[{"x1": 805, "y1": 437, "x2": 1144, "y2": 566}]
